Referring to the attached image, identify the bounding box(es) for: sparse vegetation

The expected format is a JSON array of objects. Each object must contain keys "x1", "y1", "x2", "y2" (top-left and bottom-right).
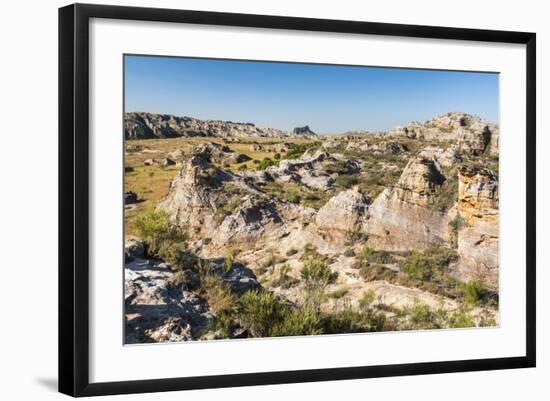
[{"x1": 261, "y1": 181, "x2": 332, "y2": 209}]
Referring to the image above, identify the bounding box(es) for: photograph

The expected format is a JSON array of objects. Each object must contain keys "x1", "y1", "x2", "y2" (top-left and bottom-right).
[{"x1": 123, "y1": 55, "x2": 500, "y2": 344}]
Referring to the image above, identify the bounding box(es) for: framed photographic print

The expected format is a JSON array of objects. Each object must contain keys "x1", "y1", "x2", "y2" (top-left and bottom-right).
[{"x1": 58, "y1": 3, "x2": 536, "y2": 397}]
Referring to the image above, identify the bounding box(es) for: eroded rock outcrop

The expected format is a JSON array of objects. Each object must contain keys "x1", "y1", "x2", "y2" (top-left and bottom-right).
[
  {"x1": 366, "y1": 155, "x2": 449, "y2": 251},
  {"x1": 391, "y1": 112, "x2": 498, "y2": 155},
  {"x1": 450, "y1": 166, "x2": 499, "y2": 288},
  {"x1": 125, "y1": 258, "x2": 213, "y2": 343},
  {"x1": 315, "y1": 187, "x2": 370, "y2": 243}
]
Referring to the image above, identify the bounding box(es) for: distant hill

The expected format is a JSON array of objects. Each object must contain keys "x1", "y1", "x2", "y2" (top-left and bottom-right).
[{"x1": 124, "y1": 112, "x2": 317, "y2": 140}]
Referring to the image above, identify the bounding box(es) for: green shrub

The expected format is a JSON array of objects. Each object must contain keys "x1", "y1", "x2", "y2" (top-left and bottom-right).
[
  {"x1": 359, "y1": 264, "x2": 397, "y2": 282},
  {"x1": 273, "y1": 152, "x2": 281, "y2": 160},
  {"x1": 345, "y1": 229, "x2": 366, "y2": 244},
  {"x1": 462, "y1": 280, "x2": 489, "y2": 306},
  {"x1": 336, "y1": 174, "x2": 360, "y2": 188},
  {"x1": 322, "y1": 300, "x2": 386, "y2": 333},
  {"x1": 358, "y1": 245, "x2": 394, "y2": 265},
  {"x1": 273, "y1": 264, "x2": 299, "y2": 289},
  {"x1": 201, "y1": 276, "x2": 237, "y2": 316},
  {"x1": 329, "y1": 287, "x2": 349, "y2": 299},
  {"x1": 134, "y1": 210, "x2": 187, "y2": 263},
  {"x1": 398, "y1": 300, "x2": 445, "y2": 330},
  {"x1": 429, "y1": 175, "x2": 458, "y2": 211},
  {"x1": 215, "y1": 199, "x2": 241, "y2": 223},
  {"x1": 238, "y1": 290, "x2": 288, "y2": 337},
  {"x1": 401, "y1": 251, "x2": 433, "y2": 281},
  {"x1": 300, "y1": 259, "x2": 338, "y2": 291},
  {"x1": 447, "y1": 309, "x2": 475, "y2": 328},
  {"x1": 283, "y1": 142, "x2": 321, "y2": 160},
  {"x1": 286, "y1": 248, "x2": 298, "y2": 257},
  {"x1": 449, "y1": 214, "x2": 467, "y2": 232},
  {"x1": 261, "y1": 181, "x2": 331, "y2": 209},
  {"x1": 400, "y1": 247, "x2": 458, "y2": 282},
  {"x1": 256, "y1": 157, "x2": 279, "y2": 170},
  {"x1": 270, "y1": 308, "x2": 323, "y2": 337},
  {"x1": 358, "y1": 289, "x2": 377, "y2": 311}
]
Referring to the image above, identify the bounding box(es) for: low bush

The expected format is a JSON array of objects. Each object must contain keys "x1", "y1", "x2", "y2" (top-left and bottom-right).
[
  {"x1": 400, "y1": 247, "x2": 458, "y2": 282},
  {"x1": 358, "y1": 244, "x2": 395, "y2": 265},
  {"x1": 429, "y1": 175, "x2": 458, "y2": 211},
  {"x1": 201, "y1": 276, "x2": 237, "y2": 316},
  {"x1": 359, "y1": 264, "x2": 397, "y2": 282},
  {"x1": 329, "y1": 287, "x2": 349, "y2": 299},
  {"x1": 286, "y1": 248, "x2": 298, "y2": 257},
  {"x1": 448, "y1": 213, "x2": 467, "y2": 232},
  {"x1": 461, "y1": 280, "x2": 489, "y2": 306},
  {"x1": 271, "y1": 264, "x2": 298, "y2": 289},
  {"x1": 300, "y1": 259, "x2": 338, "y2": 291},
  {"x1": 283, "y1": 142, "x2": 321, "y2": 160},
  {"x1": 335, "y1": 174, "x2": 360, "y2": 189},
  {"x1": 238, "y1": 290, "x2": 289, "y2": 337},
  {"x1": 256, "y1": 157, "x2": 279, "y2": 170},
  {"x1": 134, "y1": 210, "x2": 187, "y2": 265}
]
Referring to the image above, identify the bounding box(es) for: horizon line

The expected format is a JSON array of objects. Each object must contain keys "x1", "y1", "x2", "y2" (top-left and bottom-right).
[{"x1": 124, "y1": 110, "x2": 499, "y2": 135}]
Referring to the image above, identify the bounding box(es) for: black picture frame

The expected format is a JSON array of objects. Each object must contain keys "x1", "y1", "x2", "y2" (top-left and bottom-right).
[{"x1": 59, "y1": 3, "x2": 536, "y2": 397}]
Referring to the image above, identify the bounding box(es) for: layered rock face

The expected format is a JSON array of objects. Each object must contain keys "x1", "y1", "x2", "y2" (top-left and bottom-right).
[
  {"x1": 156, "y1": 148, "x2": 228, "y2": 229},
  {"x1": 124, "y1": 112, "x2": 317, "y2": 139},
  {"x1": 451, "y1": 166, "x2": 499, "y2": 288},
  {"x1": 391, "y1": 112, "x2": 498, "y2": 155},
  {"x1": 315, "y1": 187, "x2": 370, "y2": 242},
  {"x1": 367, "y1": 155, "x2": 449, "y2": 251}
]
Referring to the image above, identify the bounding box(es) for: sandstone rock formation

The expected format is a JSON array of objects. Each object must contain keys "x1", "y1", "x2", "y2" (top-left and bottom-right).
[
  {"x1": 391, "y1": 112, "x2": 499, "y2": 155},
  {"x1": 450, "y1": 166, "x2": 499, "y2": 288},
  {"x1": 367, "y1": 155, "x2": 449, "y2": 251},
  {"x1": 315, "y1": 187, "x2": 370, "y2": 243}
]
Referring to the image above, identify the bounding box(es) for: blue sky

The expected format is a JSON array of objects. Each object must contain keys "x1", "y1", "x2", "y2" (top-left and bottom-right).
[{"x1": 124, "y1": 55, "x2": 499, "y2": 134}]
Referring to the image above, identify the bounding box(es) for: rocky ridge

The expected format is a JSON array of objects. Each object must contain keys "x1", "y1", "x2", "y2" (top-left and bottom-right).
[{"x1": 125, "y1": 112, "x2": 318, "y2": 140}]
